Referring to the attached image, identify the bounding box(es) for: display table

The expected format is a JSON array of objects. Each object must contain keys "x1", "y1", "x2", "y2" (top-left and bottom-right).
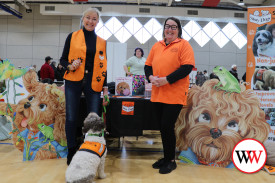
[{"x1": 106, "y1": 96, "x2": 159, "y2": 137}]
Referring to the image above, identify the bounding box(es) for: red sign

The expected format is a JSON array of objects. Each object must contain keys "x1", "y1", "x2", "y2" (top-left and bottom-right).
[
  {"x1": 202, "y1": 0, "x2": 220, "y2": 7},
  {"x1": 121, "y1": 101, "x2": 134, "y2": 115}
]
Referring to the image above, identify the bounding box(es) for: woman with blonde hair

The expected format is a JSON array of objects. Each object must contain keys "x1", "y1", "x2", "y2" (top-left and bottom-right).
[{"x1": 60, "y1": 8, "x2": 109, "y2": 165}]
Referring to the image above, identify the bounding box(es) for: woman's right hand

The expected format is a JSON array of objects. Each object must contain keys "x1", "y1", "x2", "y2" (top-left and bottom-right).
[
  {"x1": 149, "y1": 75, "x2": 159, "y2": 86},
  {"x1": 68, "y1": 59, "x2": 81, "y2": 71},
  {"x1": 126, "y1": 72, "x2": 133, "y2": 76}
]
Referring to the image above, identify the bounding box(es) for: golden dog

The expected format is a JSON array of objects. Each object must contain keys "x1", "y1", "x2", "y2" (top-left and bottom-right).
[
  {"x1": 0, "y1": 70, "x2": 66, "y2": 160},
  {"x1": 253, "y1": 68, "x2": 275, "y2": 90},
  {"x1": 175, "y1": 79, "x2": 270, "y2": 167},
  {"x1": 116, "y1": 81, "x2": 130, "y2": 96}
]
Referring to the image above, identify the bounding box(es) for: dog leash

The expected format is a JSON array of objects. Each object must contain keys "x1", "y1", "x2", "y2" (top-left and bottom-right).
[{"x1": 102, "y1": 95, "x2": 110, "y2": 123}]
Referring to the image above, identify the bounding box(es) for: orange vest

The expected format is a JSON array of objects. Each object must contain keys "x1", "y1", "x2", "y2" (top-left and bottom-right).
[
  {"x1": 79, "y1": 141, "x2": 106, "y2": 157},
  {"x1": 63, "y1": 29, "x2": 107, "y2": 92}
]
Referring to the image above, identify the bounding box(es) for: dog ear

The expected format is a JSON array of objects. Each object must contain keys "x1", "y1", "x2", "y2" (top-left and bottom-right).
[
  {"x1": 53, "y1": 112, "x2": 66, "y2": 144},
  {"x1": 23, "y1": 70, "x2": 40, "y2": 93},
  {"x1": 252, "y1": 35, "x2": 258, "y2": 56},
  {"x1": 240, "y1": 99, "x2": 270, "y2": 142}
]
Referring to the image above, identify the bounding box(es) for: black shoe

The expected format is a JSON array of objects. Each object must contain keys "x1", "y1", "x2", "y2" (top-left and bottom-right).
[
  {"x1": 152, "y1": 158, "x2": 165, "y2": 169},
  {"x1": 67, "y1": 147, "x2": 77, "y2": 165},
  {"x1": 159, "y1": 160, "x2": 177, "y2": 174}
]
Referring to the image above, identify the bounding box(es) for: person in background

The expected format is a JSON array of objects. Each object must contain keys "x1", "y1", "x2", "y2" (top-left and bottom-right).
[
  {"x1": 50, "y1": 61, "x2": 57, "y2": 79},
  {"x1": 242, "y1": 72, "x2": 246, "y2": 82},
  {"x1": 229, "y1": 64, "x2": 239, "y2": 82},
  {"x1": 0, "y1": 57, "x2": 5, "y2": 93},
  {"x1": 203, "y1": 70, "x2": 209, "y2": 80},
  {"x1": 60, "y1": 8, "x2": 109, "y2": 165},
  {"x1": 145, "y1": 17, "x2": 195, "y2": 174},
  {"x1": 209, "y1": 72, "x2": 219, "y2": 80},
  {"x1": 123, "y1": 48, "x2": 146, "y2": 95},
  {"x1": 55, "y1": 63, "x2": 66, "y2": 81},
  {"x1": 40, "y1": 56, "x2": 54, "y2": 81},
  {"x1": 196, "y1": 71, "x2": 206, "y2": 86}
]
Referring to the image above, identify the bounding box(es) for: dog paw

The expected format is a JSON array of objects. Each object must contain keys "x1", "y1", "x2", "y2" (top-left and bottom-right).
[{"x1": 98, "y1": 173, "x2": 106, "y2": 179}]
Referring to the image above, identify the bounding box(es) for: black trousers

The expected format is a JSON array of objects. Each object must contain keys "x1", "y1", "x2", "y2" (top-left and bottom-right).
[{"x1": 152, "y1": 102, "x2": 183, "y2": 161}]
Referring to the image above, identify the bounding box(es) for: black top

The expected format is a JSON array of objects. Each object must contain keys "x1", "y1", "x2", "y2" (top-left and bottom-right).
[{"x1": 60, "y1": 28, "x2": 107, "y2": 86}]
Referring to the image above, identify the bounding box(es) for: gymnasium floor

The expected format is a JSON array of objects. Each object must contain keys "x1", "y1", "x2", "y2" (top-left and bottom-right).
[{"x1": 0, "y1": 131, "x2": 273, "y2": 183}]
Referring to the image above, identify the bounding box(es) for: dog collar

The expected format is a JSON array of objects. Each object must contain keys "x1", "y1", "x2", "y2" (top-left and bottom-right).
[{"x1": 87, "y1": 130, "x2": 104, "y2": 137}]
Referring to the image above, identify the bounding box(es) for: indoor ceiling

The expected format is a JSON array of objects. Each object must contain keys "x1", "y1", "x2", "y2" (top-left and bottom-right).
[{"x1": 0, "y1": 0, "x2": 270, "y2": 11}]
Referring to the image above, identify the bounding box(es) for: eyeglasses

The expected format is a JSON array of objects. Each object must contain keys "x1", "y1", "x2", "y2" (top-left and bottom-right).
[{"x1": 164, "y1": 24, "x2": 178, "y2": 30}]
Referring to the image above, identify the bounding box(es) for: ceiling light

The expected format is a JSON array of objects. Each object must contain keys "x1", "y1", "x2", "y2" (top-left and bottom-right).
[
  {"x1": 175, "y1": 0, "x2": 181, "y2": 2},
  {"x1": 238, "y1": 0, "x2": 245, "y2": 6}
]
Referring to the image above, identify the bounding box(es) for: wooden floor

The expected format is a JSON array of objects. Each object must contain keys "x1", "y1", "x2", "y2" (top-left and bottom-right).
[{"x1": 0, "y1": 131, "x2": 273, "y2": 183}]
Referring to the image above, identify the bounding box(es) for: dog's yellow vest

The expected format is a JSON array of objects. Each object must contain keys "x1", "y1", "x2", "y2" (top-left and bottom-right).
[
  {"x1": 79, "y1": 141, "x2": 106, "y2": 157},
  {"x1": 63, "y1": 29, "x2": 107, "y2": 92}
]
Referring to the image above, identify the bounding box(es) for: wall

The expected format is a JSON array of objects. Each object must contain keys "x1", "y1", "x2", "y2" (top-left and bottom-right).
[{"x1": 0, "y1": 4, "x2": 247, "y2": 81}]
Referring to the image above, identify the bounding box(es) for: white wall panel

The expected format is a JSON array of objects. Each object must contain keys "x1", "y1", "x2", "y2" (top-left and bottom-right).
[
  {"x1": 0, "y1": 19, "x2": 8, "y2": 31},
  {"x1": 7, "y1": 32, "x2": 33, "y2": 45},
  {"x1": 0, "y1": 32, "x2": 7, "y2": 45},
  {"x1": 107, "y1": 42, "x2": 127, "y2": 82},
  {"x1": 32, "y1": 45, "x2": 59, "y2": 61},
  {"x1": 34, "y1": 19, "x2": 60, "y2": 32},
  {"x1": 7, "y1": 45, "x2": 32, "y2": 59},
  {"x1": 33, "y1": 32, "x2": 59, "y2": 46},
  {"x1": 8, "y1": 19, "x2": 33, "y2": 33}
]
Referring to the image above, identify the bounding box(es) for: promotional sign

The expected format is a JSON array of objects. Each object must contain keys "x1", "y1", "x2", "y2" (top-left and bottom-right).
[
  {"x1": 0, "y1": 60, "x2": 67, "y2": 161},
  {"x1": 246, "y1": 6, "x2": 275, "y2": 173}
]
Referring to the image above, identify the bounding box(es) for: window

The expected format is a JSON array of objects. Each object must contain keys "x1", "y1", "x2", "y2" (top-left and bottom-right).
[{"x1": 95, "y1": 16, "x2": 246, "y2": 49}]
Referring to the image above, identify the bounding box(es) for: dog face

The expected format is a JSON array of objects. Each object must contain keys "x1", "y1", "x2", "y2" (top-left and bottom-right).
[
  {"x1": 82, "y1": 112, "x2": 105, "y2": 134},
  {"x1": 255, "y1": 30, "x2": 273, "y2": 51},
  {"x1": 253, "y1": 30, "x2": 275, "y2": 57},
  {"x1": 175, "y1": 80, "x2": 270, "y2": 167},
  {"x1": 116, "y1": 82, "x2": 130, "y2": 96}
]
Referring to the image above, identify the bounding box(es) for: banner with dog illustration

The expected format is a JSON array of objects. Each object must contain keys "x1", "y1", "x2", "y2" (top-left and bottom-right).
[
  {"x1": 175, "y1": 66, "x2": 271, "y2": 168},
  {"x1": 115, "y1": 77, "x2": 132, "y2": 96},
  {"x1": 0, "y1": 59, "x2": 67, "y2": 161},
  {"x1": 247, "y1": 6, "x2": 275, "y2": 173}
]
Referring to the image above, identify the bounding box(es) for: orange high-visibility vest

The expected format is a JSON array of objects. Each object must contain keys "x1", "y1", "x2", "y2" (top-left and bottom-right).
[
  {"x1": 63, "y1": 29, "x2": 107, "y2": 92},
  {"x1": 78, "y1": 141, "x2": 106, "y2": 157}
]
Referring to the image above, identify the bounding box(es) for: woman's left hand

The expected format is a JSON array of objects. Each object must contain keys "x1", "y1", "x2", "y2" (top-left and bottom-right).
[{"x1": 155, "y1": 77, "x2": 168, "y2": 87}]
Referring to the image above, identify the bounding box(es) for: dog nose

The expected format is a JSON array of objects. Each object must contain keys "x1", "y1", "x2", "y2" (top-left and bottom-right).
[
  {"x1": 210, "y1": 128, "x2": 222, "y2": 139},
  {"x1": 24, "y1": 102, "x2": 31, "y2": 109}
]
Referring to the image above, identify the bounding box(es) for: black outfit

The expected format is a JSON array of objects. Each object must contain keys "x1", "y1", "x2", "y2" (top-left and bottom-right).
[
  {"x1": 229, "y1": 69, "x2": 239, "y2": 82},
  {"x1": 55, "y1": 67, "x2": 66, "y2": 81},
  {"x1": 210, "y1": 72, "x2": 219, "y2": 80},
  {"x1": 60, "y1": 28, "x2": 107, "y2": 165},
  {"x1": 144, "y1": 64, "x2": 193, "y2": 173},
  {"x1": 242, "y1": 72, "x2": 246, "y2": 82},
  {"x1": 50, "y1": 63, "x2": 57, "y2": 79}
]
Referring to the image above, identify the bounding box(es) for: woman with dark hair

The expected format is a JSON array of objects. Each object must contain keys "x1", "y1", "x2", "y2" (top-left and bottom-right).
[
  {"x1": 145, "y1": 17, "x2": 195, "y2": 174},
  {"x1": 123, "y1": 47, "x2": 146, "y2": 95}
]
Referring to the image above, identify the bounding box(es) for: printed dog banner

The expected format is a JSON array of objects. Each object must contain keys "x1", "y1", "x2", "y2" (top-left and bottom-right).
[
  {"x1": 115, "y1": 77, "x2": 132, "y2": 96},
  {"x1": 247, "y1": 7, "x2": 275, "y2": 173},
  {"x1": 175, "y1": 67, "x2": 270, "y2": 168},
  {"x1": 0, "y1": 60, "x2": 67, "y2": 161}
]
